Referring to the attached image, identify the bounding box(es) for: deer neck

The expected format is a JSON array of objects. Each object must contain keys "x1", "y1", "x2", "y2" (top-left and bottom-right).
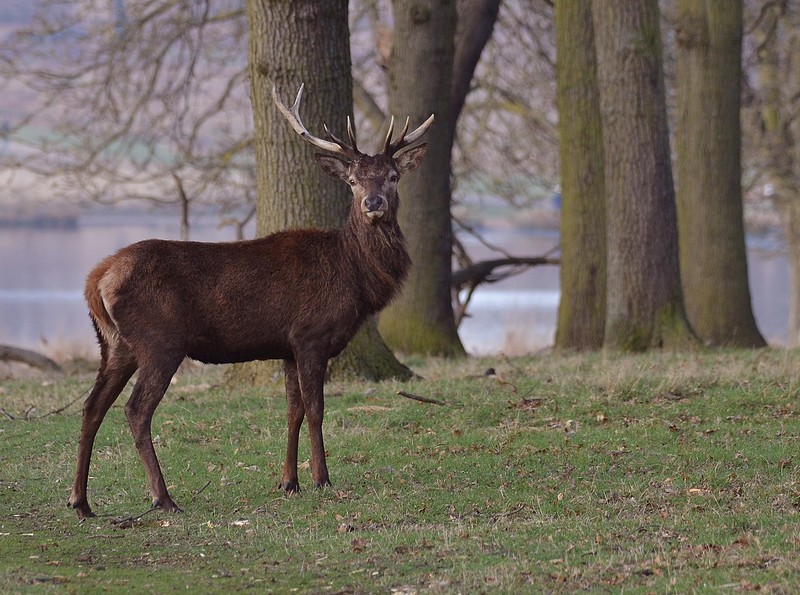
[{"x1": 341, "y1": 209, "x2": 411, "y2": 313}]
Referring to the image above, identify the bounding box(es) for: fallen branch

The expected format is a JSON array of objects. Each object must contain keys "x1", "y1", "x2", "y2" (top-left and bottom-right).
[
  {"x1": 0, "y1": 344, "x2": 62, "y2": 373},
  {"x1": 397, "y1": 390, "x2": 446, "y2": 406}
]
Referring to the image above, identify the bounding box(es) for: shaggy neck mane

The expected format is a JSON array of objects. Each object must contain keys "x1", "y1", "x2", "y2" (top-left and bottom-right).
[{"x1": 340, "y1": 207, "x2": 411, "y2": 314}]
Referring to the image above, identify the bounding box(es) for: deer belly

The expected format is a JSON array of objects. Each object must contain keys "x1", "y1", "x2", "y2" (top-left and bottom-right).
[{"x1": 186, "y1": 326, "x2": 292, "y2": 364}]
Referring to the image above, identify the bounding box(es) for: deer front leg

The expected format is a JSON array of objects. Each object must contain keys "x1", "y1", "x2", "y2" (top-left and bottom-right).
[
  {"x1": 280, "y1": 359, "x2": 304, "y2": 493},
  {"x1": 295, "y1": 355, "x2": 331, "y2": 489},
  {"x1": 124, "y1": 362, "x2": 182, "y2": 513}
]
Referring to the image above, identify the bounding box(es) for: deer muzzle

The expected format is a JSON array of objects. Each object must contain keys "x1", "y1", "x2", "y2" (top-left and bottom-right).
[{"x1": 361, "y1": 195, "x2": 388, "y2": 221}]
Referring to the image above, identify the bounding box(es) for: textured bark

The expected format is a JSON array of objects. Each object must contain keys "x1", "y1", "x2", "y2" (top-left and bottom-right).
[
  {"x1": 379, "y1": 0, "x2": 466, "y2": 356},
  {"x1": 591, "y1": 0, "x2": 695, "y2": 351},
  {"x1": 674, "y1": 0, "x2": 765, "y2": 348},
  {"x1": 553, "y1": 0, "x2": 606, "y2": 351},
  {"x1": 229, "y1": 0, "x2": 411, "y2": 384},
  {"x1": 248, "y1": 0, "x2": 351, "y2": 236}
]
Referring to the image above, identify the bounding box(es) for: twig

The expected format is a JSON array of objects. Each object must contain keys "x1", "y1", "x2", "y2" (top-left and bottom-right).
[
  {"x1": 491, "y1": 502, "x2": 528, "y2": 521},
  {"x1": 34, "y1": 392, "x2": 86, "y2": 420},
  {"x1": 0, "y1": 408, "x2": 16, "y2": 420},
  {"x1": 110, "y1": 506, "x2": 159, "y2": 528},
  {"x1": 396, "y1": 391, "x2": 446, "y2": 406},
  {"x1": 194, "y1": 480, "x2": 212, "y2": 497}
]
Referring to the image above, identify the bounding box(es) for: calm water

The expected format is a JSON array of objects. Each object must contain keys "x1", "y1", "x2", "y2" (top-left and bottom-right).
[{"x1": 0, "y1": 214, "x2": 790, "y2": 358}]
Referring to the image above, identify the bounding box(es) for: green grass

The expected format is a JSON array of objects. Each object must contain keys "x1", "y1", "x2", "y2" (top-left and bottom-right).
[{"x1": 1, "y1": 350, "x2": 799, "y2": 592}]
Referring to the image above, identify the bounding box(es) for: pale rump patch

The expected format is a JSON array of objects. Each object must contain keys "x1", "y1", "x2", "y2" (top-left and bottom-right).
[{"x1": 86, "y1": 254, "x2": 135, "y2": 345}]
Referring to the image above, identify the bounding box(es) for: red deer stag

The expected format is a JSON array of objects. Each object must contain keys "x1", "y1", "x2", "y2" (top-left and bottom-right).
[{"x1": 68, "y1": 85, "x2": 433, "y2": 519}]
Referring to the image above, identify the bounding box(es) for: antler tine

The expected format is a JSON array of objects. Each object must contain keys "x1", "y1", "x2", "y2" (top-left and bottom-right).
[
  {"x1": 385, "y1": 114, "x2": 435, "y2": 155},
  {"x1": 396, "y1": 117, "x2": 410, "y2": 145},
  {"x1": 272, "y1": 84, "x2": 355, "y2": 157},
  {"x1": 323, "y1": 119, "x2": 361, "y2": 156},
  {"x1": 381, "y1": 116, "x2": 395, "y2": 154},
  {"x1": 346, "y1": 116, "x2": 359, "y2": 152}
]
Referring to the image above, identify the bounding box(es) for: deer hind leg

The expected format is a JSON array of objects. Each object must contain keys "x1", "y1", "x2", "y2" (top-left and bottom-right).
[
  {"x1": 280, "y1": 359, "x2": 305, "y2": 493},
  {"x1": 69, "y1": 341, "x2": 137, "y2": 519},
  {"x1": 124, "y1": 356, "x2": 183, "y2": 513},
  {"x1": 295, "y1": 355, "x2": 331, "y2": 489}
]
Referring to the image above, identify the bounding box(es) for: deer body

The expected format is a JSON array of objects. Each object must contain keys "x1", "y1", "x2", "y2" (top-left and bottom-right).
[
  {"x1": 88, "y1": 226, "x2": 407, "y2": 366},
  {"x1": 68, "y1": 86, "x2": 431, "y2": 519}
]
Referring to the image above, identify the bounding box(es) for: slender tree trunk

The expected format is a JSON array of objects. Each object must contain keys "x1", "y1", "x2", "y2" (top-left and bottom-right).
[
  {"x1": 791, "y1": 17, "x2": 800, "y2": 347},
  {"x1": 379, "y1": 0, "x2": 466, "y2": 356},
  {"x1": 451, "y1": 0, "x2": 501, "y2": 122},
  {"x1": 553, "y1": 0, "x2": 606, "y2": 350},
  {"x1": 591, "y1": 0, "x2": 695, "y2": 351},
  {"x1": 755, "y1": 4, "x2": 800, "y2": 346},
  {"x1": 229, "y1": 0, "x2": 411, "y2": 384},
  {"x1": 788, "y1": 203, "x2": 800, "y2": 346},
  {"x1": 674, "y1": 0, "x2": 764, "y2": 347},
  {"x1": 173, "y1": 173, "x2": 191, "y2": 241}
]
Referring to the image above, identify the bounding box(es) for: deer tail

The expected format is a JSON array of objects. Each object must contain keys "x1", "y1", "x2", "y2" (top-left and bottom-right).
[{"x1": 84, "y1": 260, "x2": 119, "y2": 344}]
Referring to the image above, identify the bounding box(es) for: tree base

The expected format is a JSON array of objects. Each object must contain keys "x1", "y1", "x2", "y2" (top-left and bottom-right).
[
  {"x1": 605, "y1": 302, "x2": 699, "y2": 352},
  {"x1": 379, "y1": 314, "x2": 466, "y2": 358}
]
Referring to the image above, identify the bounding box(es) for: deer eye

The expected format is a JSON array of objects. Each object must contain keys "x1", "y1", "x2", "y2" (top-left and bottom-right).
[
  {"x1": 388, "y1": 171, "x2": 399, "y2": 183},
  {"x1": 347, "y1": 177, "x2": 356, "y2": 186}
]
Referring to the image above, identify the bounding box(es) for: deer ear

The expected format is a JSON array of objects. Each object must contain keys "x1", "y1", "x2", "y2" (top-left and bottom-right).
[
  {"x1": 314, "y1": 153, "x2": 350, "y2": 181},
  {"x1": 394, "y1": 144, "x2": 427, "y2": 175}
]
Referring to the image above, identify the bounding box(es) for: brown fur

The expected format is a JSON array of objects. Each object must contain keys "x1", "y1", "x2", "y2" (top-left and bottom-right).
[{"x1": 67, "y1": 144, "x2": 427, "y2": 519}]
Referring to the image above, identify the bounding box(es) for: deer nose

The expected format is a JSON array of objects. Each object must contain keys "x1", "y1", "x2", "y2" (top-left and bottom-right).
[{"x1": 362, "y1": 195, "x2": 385, "y2": 213}]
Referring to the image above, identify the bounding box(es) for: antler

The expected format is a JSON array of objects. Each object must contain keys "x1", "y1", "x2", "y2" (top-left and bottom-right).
[
  {"x1": 272, "y1": 84, "x2": 359, "y2": 159},
  {"x1": 383, "y1": 114, "x2": 435, "y2": 156}
]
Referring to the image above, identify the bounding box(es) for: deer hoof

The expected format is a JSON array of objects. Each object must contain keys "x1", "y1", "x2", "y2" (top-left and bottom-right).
[
  {"x1": 68, "y1": 499, "x2": 96, "y2": 519},
  {"x1": 313, "y1": 479, "x2": 332, "y2": 490},
  {"x1": 153, "y1": 497, "x2": 183, "y2": 513},
  {"x1": 281, "y1": 480, "x2": 301, "y2": 494}
]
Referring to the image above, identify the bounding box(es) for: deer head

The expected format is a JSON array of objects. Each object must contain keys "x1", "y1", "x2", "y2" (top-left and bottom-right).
[{"x1": 272, "y1": 84, "x2": 433, "y2": 225}]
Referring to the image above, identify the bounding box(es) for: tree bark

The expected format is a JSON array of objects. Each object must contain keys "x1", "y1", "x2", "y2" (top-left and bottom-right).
[
  {"x1": 380, "y1": 0, "x2": 466, "y2": 356},
  {"x1": 229, "y1": 0, "x2": 411, "y2": 384},
  {"x1": 553, "y1": 0, "x2": 606, "y2": 351},
  {"x1": 674, "y1": 0, "x2": 765, "y2": 347},
  {"x1": 591, "y1": 0, "x2": 696, "y2": 351}
]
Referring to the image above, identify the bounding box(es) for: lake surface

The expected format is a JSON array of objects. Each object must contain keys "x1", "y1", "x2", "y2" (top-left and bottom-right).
[{"x1": 0, "y1": 213, "x2": 790, "y2": 358}]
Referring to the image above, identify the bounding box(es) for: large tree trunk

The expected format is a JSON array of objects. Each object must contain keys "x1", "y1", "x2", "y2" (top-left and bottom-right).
[
  {"x1": 674, "y1": 0, "x2": 765, "y2": 348},
  {"x1": 591, "y1": 0, "x2": 695, "y2": 351},
  {"x1": 553, "y1": 0, "x2": 606, "y2": 351},
  {"x1": 230, "y1": 0, "x2": 411, "y2": 384},
  {"x1": 379, "y1": 0, "x2": 466, "y2": 357}
]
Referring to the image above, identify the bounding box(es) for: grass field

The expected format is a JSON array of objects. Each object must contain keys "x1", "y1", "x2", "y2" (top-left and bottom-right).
[{"x1": 1, "y1": 349, "x2": 799, "y2": 593}]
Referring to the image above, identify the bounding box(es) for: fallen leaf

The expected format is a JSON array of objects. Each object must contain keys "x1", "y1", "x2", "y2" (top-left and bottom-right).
[{"x1": 687, "y1": 488, "x2": 711, "y2": 496}]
